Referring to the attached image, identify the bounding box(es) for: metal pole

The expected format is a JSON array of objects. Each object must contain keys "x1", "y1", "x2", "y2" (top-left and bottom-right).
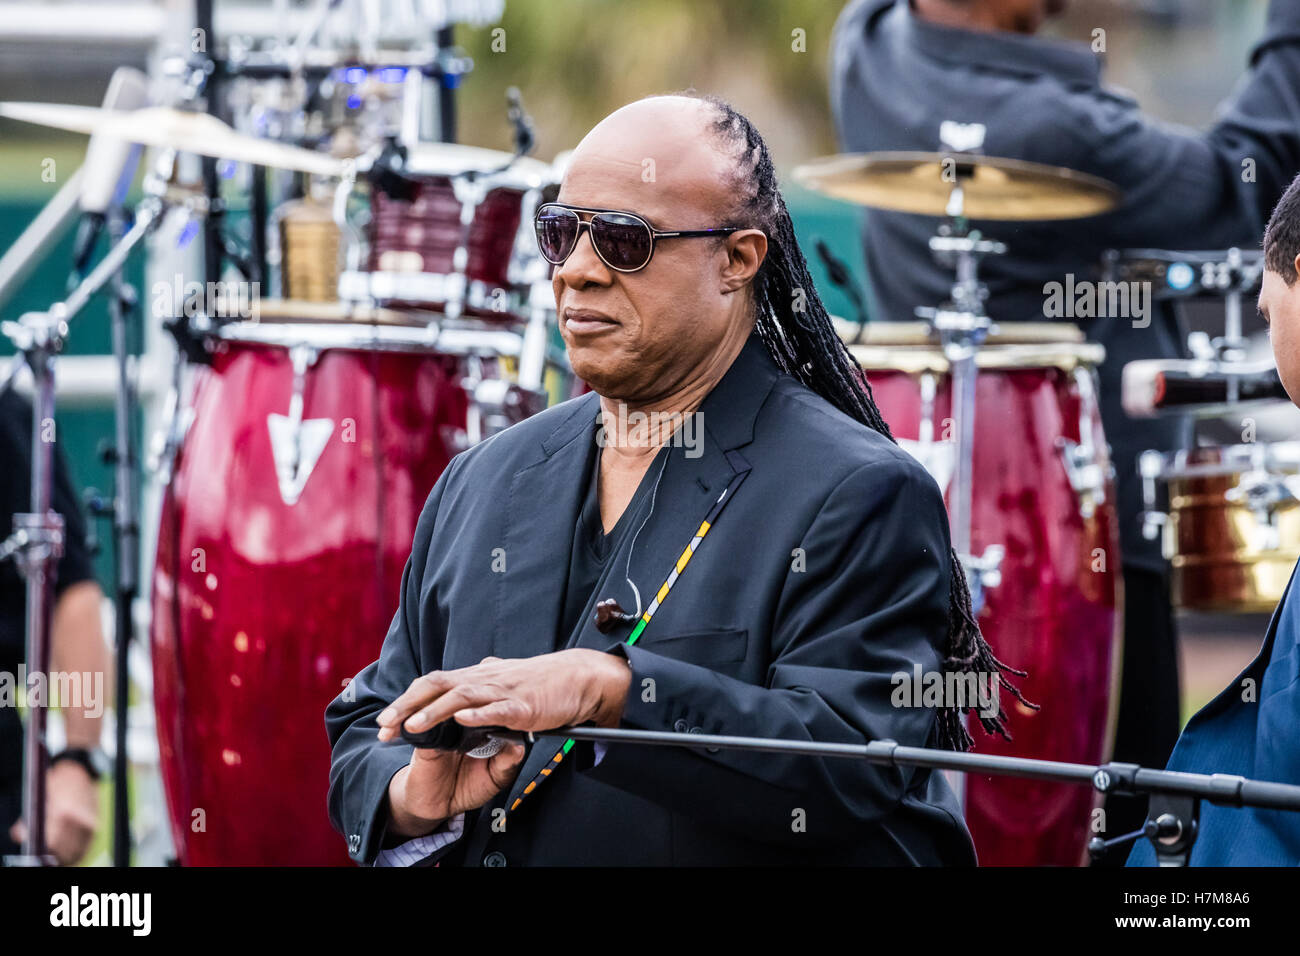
[
  {"x1": 17, "y1": 351, "x2": 60, "y2": 864},
  {"x1": 106, "y1": 206, "x2": 137, "y2": 867},
  {"x1": 537, "y1": 726, "x2": 1300, "y2": 812}
]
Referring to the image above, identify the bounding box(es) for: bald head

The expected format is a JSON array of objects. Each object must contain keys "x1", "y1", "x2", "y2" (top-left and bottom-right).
[
  {"x1": 549, "y1": 94, "x2": 767, "y2": 406},
  {"x1": 562, "y1": 95, "x2": 742, "y2": 232}
]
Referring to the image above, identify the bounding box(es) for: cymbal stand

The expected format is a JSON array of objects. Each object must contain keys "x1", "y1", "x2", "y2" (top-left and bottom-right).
[
  {"x1": 913, "y1": 184, "x2": 1006, "y2": 615},
  {"x1": 0, "y1": 163, "x2": 202, "y2": 866}
]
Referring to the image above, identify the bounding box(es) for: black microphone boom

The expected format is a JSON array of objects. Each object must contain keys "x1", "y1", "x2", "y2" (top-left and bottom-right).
[{"x1": 398, "y1": 717, "x2": 1300, "y2": 865}]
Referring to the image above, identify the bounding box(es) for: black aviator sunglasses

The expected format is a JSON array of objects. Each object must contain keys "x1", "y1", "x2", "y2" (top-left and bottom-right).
[{"x1": 533, "y1": 202, "x2": 744, "y2": 273}]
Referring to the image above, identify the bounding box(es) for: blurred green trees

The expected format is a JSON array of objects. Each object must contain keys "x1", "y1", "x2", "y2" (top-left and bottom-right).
[{"x1": 454, "y1": 0, "x2": 848, "y2": 165}]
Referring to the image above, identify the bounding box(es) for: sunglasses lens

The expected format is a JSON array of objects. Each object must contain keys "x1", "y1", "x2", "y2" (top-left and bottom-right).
[
  {"x1": 591, "y1": 213, "x2": 653, "y2": 270},
  {"x1": 534, "y1": 207, "x2": 580, "y2": 264}
]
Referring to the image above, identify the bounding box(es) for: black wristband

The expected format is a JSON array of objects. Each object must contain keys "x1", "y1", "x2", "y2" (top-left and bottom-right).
[{"x1": 50, "y1": 747, "x2": 107, "y2": 781}]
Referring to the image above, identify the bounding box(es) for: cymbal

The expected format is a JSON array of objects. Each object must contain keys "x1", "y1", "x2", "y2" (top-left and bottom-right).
[
  {"x1": 793, "y1": 151, "x2": 1120, "y2": 221},
  {"x1": 0, "y1": 102, "x2": 349, "y2": 178}
]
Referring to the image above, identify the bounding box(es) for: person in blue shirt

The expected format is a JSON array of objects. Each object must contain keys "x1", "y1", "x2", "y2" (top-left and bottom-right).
[{"x1": 1129, "y1": 174, "x2": 1300, "y2": 866}]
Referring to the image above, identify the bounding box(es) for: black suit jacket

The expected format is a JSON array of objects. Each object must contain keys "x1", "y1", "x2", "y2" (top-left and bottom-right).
[{"x1": 326, "y1": 334, "x2": 976, "y2": 865}]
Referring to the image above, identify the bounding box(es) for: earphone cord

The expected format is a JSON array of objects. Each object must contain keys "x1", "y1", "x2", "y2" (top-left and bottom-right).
[{"x1": 620, "y1": 448, "x2": 671, "y2": 620}]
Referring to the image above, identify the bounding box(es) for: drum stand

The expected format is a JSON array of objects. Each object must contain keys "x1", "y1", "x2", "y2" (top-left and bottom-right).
[
  {"x1": 914, "y1": 191, "x2": 1006, "y2": 614},
  {"x1": 0, "y1": 170, "x2": 202, "y2": 866}
]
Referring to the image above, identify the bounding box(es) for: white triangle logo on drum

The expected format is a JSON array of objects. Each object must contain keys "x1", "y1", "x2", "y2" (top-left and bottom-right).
[{"x1": 267, "y1": 414, "x2": 335, "y2": 506}]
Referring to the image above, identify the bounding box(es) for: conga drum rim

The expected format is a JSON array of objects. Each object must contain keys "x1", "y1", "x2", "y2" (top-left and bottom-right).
[
  {"x1": 1158, "y1": 440, "x2": 1300, "y2": 480},
  {"x1": 837, "y1": 318, "x2": 1088, "y2": 345},
  {"x1": 836, "y1": 319, "x2": 1104, "y2": 372},
  {"x1": 252, "y1": 298, "x2": 439, "y2": 326},
  {"x1": 848, "y1": 341, "x2": 1106, "y2": 373},
  {"x1": 212, "y1": 314, "x2": 525, "y2": 359}
]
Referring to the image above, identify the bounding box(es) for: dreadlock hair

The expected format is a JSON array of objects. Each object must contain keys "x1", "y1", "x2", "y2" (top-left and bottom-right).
[{"x1": 689, "y1": 92, "x2": 1033, "y2": 751}]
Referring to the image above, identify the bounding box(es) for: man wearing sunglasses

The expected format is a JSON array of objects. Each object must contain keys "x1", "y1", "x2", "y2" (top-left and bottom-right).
[{"x1": 327, "y1": 94, "x2": 1010, "y2": 867}]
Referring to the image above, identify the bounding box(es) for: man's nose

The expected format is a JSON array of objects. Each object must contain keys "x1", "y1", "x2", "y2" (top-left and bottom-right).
[{"x1": 555, "y1": 225, "x2": 611, "y2": 287}]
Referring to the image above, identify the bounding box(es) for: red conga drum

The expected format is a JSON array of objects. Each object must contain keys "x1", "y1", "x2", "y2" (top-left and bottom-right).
[
  {"x1": 849, "y1": 321, "x2": 1122, "y2": 866},
  {"x1": 150, "y1": 302, "x2": 543, "y2": 865}
]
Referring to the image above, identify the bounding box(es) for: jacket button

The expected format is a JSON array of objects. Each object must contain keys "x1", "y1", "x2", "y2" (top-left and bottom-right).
[
  {"x1": 673, "y1": 719, "x2": 689, "y2": 733},
  {"x1": 483, "y1": 851, "x2": 507, "y2": 867}
]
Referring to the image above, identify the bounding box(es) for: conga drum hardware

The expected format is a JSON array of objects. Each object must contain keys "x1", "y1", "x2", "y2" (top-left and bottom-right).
[
  {"x1": 462, "y1": 363, "x2": 548, "y2": 444},
  {"x1": 912, "y1": 210, "x2": 1009, "y2": 612},
  {"x1": 1056, "y1": 366, "x2": 1112, "y2": 521},
  {"x1": 1141, "y1": 442, "x2": 1300, "y2": 613}
]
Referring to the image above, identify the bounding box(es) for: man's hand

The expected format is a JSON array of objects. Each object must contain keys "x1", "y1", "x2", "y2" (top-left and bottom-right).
[
  {"x1": 7, "y1": 760, "x2": 100, "y2": 865},
  {"x1": 376, "y1": 650, "x2": 632, "y2": 839},
  {"x1": 376, "y1": 649, "x2": 633, "y2": 742},
  {"x1": 386, "y1": 743, "x2": 526, "y2": 840}
]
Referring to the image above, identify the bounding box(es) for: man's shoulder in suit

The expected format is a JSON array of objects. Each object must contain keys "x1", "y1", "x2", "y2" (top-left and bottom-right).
[{"x1": 756, "y1": 371, "x2": 936, "y2": 488}]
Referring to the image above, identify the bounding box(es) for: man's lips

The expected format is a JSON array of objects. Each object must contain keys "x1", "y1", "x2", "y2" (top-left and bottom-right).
[{"x1": 562, "y1": 308, "x2": 620, "y2": 335}]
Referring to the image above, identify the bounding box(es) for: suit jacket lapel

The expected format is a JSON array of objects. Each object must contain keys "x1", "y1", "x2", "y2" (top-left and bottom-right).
[{"x1": 491, "y1": 392, "x2": 600, "y2": 662}]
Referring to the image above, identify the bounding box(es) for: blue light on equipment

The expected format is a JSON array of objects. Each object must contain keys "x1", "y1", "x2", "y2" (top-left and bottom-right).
[
  {"x1": 177, "y1": 220, "x2": 199, "y2": 250},
  {"x1": 347, "y1": 95, "x2": 362, "y2": 110},
  {"x1": 379, "y1": 67, "x2": 407, "y2": 83},
  {"x1": 1167, "y1": 262, "x2": 1195, "y2": 291},
  {"x1": 344, "y1": 67, "x2": 367, "y2": 84}
]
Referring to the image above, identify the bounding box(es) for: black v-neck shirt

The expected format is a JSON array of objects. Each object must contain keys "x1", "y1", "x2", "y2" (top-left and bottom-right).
[{"x1": 555, "y1": 428, "x2": 666, "y2": 648}]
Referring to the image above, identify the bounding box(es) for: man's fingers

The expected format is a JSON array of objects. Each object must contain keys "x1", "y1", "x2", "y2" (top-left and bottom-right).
[
  {"x1": 453, "y1": 700, "x2": 527, "y2": 727},
  {"x1": 403, "y1": 684, "x2": 497, "y2": 733},
  {"x1": 378, "y1": 671, "x2": 452, "y2": 725},
  {"x1": 376, "y1": 670, "x2": 458, "y2": 741},
  {"x1": 486, "y1": 743, "x2": 526, "y2": 789}
]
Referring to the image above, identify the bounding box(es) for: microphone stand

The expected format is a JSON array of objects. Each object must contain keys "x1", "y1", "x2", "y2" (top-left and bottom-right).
[
  {"x1": 477, "y1": 725, "x2": 1300, "y2": 867},
  {"x1": 104, "y1": 203, "x2": 139, "y2": 868},
  {"x1": 0, "y1": 174, "x2": 198, "y2": 866}
]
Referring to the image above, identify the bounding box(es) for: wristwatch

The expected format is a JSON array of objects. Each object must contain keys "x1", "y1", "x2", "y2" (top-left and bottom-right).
[{"x1": 50, "y1": 747, "x2": 110, "y2": 781}]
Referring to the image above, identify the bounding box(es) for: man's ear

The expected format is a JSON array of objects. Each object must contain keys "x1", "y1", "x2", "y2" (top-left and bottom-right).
[
  {"x1": 720, "y1": 229, "x2": 768, "y2": 293},
  {"x1": 1292, "y1": 251, "x2": 1300, "y2": 283}
]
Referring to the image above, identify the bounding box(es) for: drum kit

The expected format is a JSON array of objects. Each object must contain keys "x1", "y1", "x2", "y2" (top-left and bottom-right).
[
  {"x1": 0, "y1": 5, "x2": 1291, "y2": 866},
  {"x1": 795, "y1": 147, "x2": 1293, "y2": 865}
]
